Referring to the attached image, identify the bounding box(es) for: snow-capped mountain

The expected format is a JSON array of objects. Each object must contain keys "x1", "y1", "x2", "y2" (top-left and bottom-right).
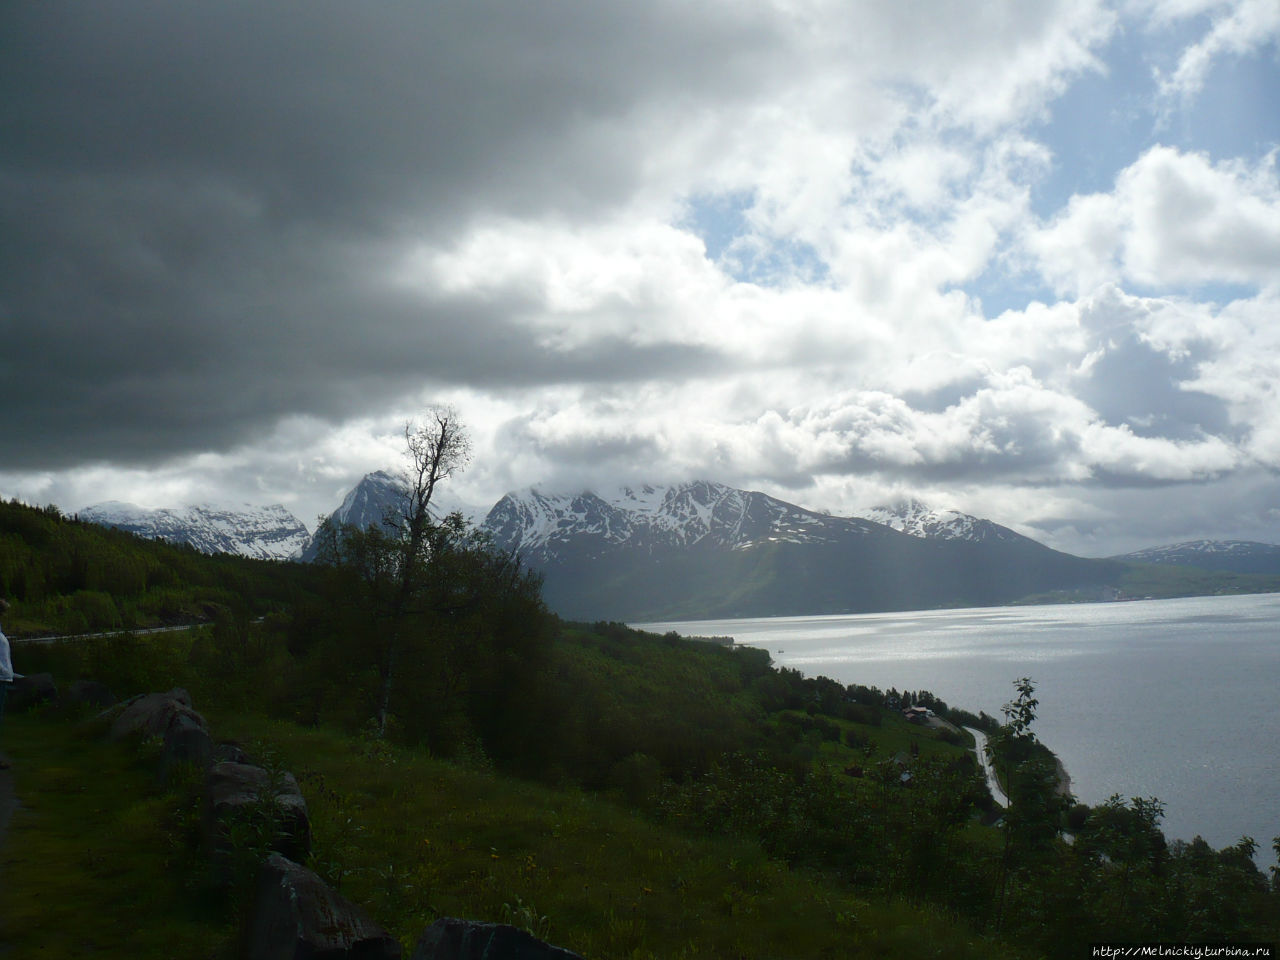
[
  {"x1": 860, "y1": 498, "x2": 1033, "y2": 545},
  {"x1": 329, "y1": 470, "x2": 411, "y2": 531},
  {"x1": 79, "y1": 501, "x2": 310, "y2": 560},
  {"x1": 480, "y1": 481, "x2": 1120, "y2": 620},
  {"x1": 1111, "y1": 539, "x2": 1280, "y2": 575},
  {"x1": 481, "y1": 480, "x2": 894, "y2": 563},
  {"x1": 298, "y1": 470, "x2": 412, "y2": 562}
]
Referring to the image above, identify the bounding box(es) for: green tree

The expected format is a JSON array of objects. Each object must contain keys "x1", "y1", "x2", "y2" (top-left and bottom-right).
[
  {"x1": 310, "y1": 408, "x2": 551, "y2": 761},
  {"x1": 1068, "y1": 794, "x2": 1168, "y2": 941},
  {"x1": 313, "y1": 407, "x2": 470, "y2": 737},
  {"x1": 986, "y1": 677, "x2": 1072, "y2": 931}
]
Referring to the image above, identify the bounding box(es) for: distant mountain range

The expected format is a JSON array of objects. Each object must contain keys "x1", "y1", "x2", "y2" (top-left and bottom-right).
[
  {"x1": 78, "y1": 476, "x2": 1280, "y2": 618},
  {"x1": 1109, "y1": 540, "x2": 1280, "y2": 575},
  {"x1": 78, "y1": 500, "x2": 310, "y2": 561},
  {"x1": 479, "y1": 481, "x2": 1122, "y2": 620}
]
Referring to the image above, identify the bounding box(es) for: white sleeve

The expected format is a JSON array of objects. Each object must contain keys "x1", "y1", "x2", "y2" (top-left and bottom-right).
[{"x1": 0, "y1": 629, "x2": 14, "y2": 681}]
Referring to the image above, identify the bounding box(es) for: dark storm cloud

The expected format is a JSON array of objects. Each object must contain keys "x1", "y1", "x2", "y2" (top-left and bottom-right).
[
  {"x1": 2, "y1": 2, "x2": 777, "y2": 225},
  {"x1": 0, "y1": 1, "x2": 776, "y2": 469}
]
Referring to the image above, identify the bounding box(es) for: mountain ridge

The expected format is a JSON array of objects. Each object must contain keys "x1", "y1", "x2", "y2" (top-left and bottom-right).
[
  {"x1": 79, "y1": 477, "x2": 1280, "y2": 614},
  {"x1": 481, "y1": 481, "x2": 896, "y2": 564},
  {"x1": 478, "y1": 480, "x2": 1123, "y2": 620},
  {"x1": 861, "y1": 497, "x2": 1035, "y2": 545},
  {"x1": 78, "y1": 500, "x2": 310, "y2": 561},
  {"x1": 1109, "y1": 539, "x2": 1280, "y2": 575}
]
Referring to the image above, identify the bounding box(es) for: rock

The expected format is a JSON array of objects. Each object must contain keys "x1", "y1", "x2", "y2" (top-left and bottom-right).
[
  {"x1": 246, "y1": 854, "x2": 401, "y2": 960},
  {"x1": 162, "y1": 710, "x2": 213, "y2": 772},
  {"x1": 204, "y1": 762, "x2": 311, "y2": 873},
  {"x1": 214, "y1": 741, "x2": 252, "y2": 765},
  {"x1": 108, "y1": 688, "x2": 202, "y2": 742},
  {"x1": 97, "y1": 687, "x2": 212, "y2": 778},
  {"x1": 411, "y1": 919, "x2": 584, "y2": 960},
  {"x1": 9, "y1": 673, "x2": 58, "y2": 711},
  {"x1": 65, "y1": 680, "x2": 115, "y2": 710}
]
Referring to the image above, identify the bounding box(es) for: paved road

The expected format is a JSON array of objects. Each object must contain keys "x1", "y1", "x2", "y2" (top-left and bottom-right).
[
  {"x1": 11, "y1": 622, "x2": 204, "y2": 646},
  {"x1": 966, "y1": 726, "x2": 1008, "y2": 805}
]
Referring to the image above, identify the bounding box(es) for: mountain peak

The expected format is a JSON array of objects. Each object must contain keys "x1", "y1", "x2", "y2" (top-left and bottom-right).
[{"x1": 861, "y1": 499, "x2": 1029, "y2": 545}]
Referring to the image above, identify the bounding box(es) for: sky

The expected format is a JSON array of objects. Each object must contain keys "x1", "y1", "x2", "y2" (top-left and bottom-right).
[{"x1": 2, "y1": 0, "x2": 1278, "y2": 558}]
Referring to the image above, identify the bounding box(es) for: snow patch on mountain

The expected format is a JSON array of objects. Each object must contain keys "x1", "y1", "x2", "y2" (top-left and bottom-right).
[
  {"x1": 330, "y1": 470, "x2": 411, "y2": 530},
  {"x1": 80, "y1": 500, "x2": 311, "y2": 560},
  {"x1": 481, "y1": 480, "x2": 892, "y2": 561},
  {"x1": 860, "y1": 497, "x2": 1027, "y2": 544},
  {"x1": 1119, "y1": 539, "x2": 1277, "y2": 560},
  {"x1": 1111, "y1": 540, "x2": 1280, "y2": 574}
]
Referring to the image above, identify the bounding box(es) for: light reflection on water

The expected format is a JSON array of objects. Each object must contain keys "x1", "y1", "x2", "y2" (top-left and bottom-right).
[{"x1": 638, "y1": 593, "x2": 1280, "y2": 858}]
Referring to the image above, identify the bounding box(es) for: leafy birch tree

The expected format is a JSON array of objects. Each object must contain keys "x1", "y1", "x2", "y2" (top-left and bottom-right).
[
  {"x1": 313, "y1": 407, "x2": 471, "y2": 736},
  {"x1": 376, "y1": 408, "x2": 471, "y2": 737},
  {"x1": 311, "y1": 407, "x2": 550, "y2": 754}
]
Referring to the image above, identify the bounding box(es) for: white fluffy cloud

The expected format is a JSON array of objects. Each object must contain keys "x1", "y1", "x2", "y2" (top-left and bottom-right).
[
  {"x1": 1145, "y1": 0, "x2": 1280, "y2": 100},
  {"x1": 1028, "y1": 146, "x2": 1280, "y2": 295}
]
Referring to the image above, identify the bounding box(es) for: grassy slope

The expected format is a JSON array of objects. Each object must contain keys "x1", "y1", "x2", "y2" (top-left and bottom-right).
[
  {"x1": 0, "y1": 705, "x2": 1024, "y2": 960},
  {"x1": 0, "y1": 713, "x2": 229, "y2": 958}
]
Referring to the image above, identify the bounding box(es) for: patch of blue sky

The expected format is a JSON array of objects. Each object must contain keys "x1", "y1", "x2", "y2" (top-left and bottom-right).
[
  {"x1": 1124, "y1": 278, "x2": 1260, "y2": 307},
  {"x1": 1030, "y1": 13, "x2": 1279, "y2": 220},
  {"x1": 680, "y1": 190, "x2": 754, "y2": 263},
  {"x1": 1029, "y1": 22, "x2": 1181, "y2": 217},
  {"x1": 961, "y1": 267, "x2": 1261, "y2": 320},
  {"x1": 723, "y1": 235, "x2": 831, "y2": 288},
  {"x1": 960, "y1": 249, "x2": 1262, "y2": 318},
  {"x1": 681, "y1": 190, "x2": 830, "y2": 287},
  {"x1": 1159, "y1": 51, "x2": 1280, "y2": 161},
  {"x1": 959, "y1": 262, "x2": 1059, "y2": 319}
]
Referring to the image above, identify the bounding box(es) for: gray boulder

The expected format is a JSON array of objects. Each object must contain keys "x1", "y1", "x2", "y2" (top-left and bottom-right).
[
  {"x1": 411, "y1": 919, "x2": 584, "y2": 960},
  {"x1": 162, "y1": 710, "x2": 213, "y2": 772},
  {"x1": 204, "y1": 761, "x2": 311, "y2": 871},
  {"x1": 106, "y1": 687, "x2": 212, "y2": 776},
  {"x1": 214, "y1": 741, "x2": 252, "y2": 765},
  {"x1": 247, "y1": 854, "x2": 401, "y2": 960},
  {"x1": 9, "y1": 673, "x2": 58, "y2": 711},
  {"x1": 108, "y1": 688, "x2": 201, "y2": 741}
]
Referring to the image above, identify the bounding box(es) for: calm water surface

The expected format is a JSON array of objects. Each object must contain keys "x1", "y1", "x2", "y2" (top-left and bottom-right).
[{"x1": 639, "y1": 593, "x2": 1280, "y2": 855}]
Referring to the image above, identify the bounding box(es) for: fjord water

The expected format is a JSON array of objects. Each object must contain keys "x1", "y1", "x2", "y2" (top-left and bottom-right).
[{"x1": 639, "y1": 593, "x2": 1280, "y2": 855}]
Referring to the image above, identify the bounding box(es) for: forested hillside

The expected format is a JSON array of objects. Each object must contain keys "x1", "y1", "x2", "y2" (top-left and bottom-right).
[
  {"x1": 2, "y1": 498, "x2": 1277, "y2": 957},
  {"x1": 0, "y1": 499, "x2": 314, "y2": 636}
]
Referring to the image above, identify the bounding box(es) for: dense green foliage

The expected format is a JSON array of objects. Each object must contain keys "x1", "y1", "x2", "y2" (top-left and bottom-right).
[
  {"x1": 980, "y1": 679, "x2": 1277, "y2": 949},
  {"x1": 0, "y1": 498, "x2": 313, "y2": 635},
  {"x1": 1117, "y1": 562, "x2": 1280, "y2": 600},
  {"x1": 301, "y1": 510, "x2": 553, "y2": 762},
  {"x1": 3, "y1": 499, "x2": 1278, "y2": 958}
]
